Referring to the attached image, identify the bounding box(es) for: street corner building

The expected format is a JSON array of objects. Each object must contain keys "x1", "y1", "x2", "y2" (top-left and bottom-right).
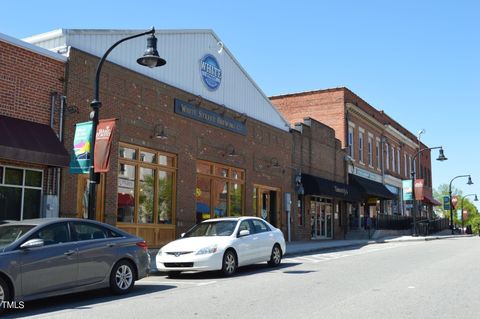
[
  {"x1": 23, "y1": 29, "x2": 295, "y2": 247},
  {"x1": 0, "y1": 32, "x2": 69, "y2": 221}
]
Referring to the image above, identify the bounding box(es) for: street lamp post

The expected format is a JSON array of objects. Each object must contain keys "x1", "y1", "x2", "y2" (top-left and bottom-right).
[
  {"x1": 448, "y1": 175, "x2": 473, "y2": 234},
  {"x1": 410, "y1": 147, "x2": 447, "y2": 236},
  {"x1": 460, "y1": 193, "x2": 478, "y2": 234},
  {"x1": 88, "y1": 27, "x2": 166, "y2": 220}
]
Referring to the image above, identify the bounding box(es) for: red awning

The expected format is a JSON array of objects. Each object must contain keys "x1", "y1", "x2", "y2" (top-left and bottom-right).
[
  {"x1": 422, "y1": 194, "x2": 441, "y2": 206},
  {"x1": 0, "y1": 115, "x2": 69, "y2": 167}
]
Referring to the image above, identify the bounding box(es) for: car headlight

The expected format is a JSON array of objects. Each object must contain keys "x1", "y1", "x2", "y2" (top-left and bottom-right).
[
  {"x1": 157, "y1": 249, "x2": 163, "y2": 256},
  {"x1": 196, "y1": 245, "x2": 218, "y2": 255}
]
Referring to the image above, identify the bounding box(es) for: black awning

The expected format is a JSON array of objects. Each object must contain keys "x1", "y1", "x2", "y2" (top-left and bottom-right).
[
  {"x1": 349, "y1": 174, "x2": 396, "y2": 200},
  {"x1": 0, "y1": 115, "x2": 69, "y2": 167},
  {"x1": 301, "y1": 173, "x2": 363, "y2": 202}
]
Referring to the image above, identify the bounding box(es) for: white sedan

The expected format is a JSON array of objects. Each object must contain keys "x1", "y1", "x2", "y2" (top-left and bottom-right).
[{"x1": 156, "y1": 217, "x2": 286, "y2": 277}]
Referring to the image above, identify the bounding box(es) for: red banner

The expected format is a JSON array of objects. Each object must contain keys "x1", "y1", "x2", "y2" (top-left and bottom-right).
[
  {"x1": 94, "y1": 119, "x2": 116, "y2": 173},
  {"x1": 414, "y1": 179, "x2": 424, "y2": 200}
]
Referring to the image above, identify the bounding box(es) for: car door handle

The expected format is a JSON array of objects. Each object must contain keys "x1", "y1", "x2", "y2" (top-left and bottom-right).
[
  {"x1": 64, "y1": 250, "x2": 76, "y2": 256},
  {"x1": 107, "y1": 243, "x2": 116, "y2": 248}
]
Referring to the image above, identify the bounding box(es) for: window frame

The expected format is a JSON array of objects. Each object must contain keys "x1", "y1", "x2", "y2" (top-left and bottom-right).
[
  {"x1": 117, "y1": 143, "x2": 177, "y2": 226},
  {"x1": 196, "y1": 160, "x2": 245, "y2": 222},
  {"x1": 0, "y1": 164, "x2": 44, "y2": 221}
]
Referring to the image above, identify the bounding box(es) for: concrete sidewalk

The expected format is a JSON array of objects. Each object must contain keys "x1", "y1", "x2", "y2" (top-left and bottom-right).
[{"x1": 284, "y1": 229, "x2": 468, "y2": 256}]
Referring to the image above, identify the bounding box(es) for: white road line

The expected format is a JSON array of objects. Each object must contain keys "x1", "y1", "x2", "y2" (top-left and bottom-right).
[{"x1": 139, "y1": 280, "x2": 217, "y2": 286}]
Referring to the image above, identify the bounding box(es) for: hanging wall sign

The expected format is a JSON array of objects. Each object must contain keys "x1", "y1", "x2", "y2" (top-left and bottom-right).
[
  {"x1": 200, "y1": 54, "x2": 222, "y2": 91},
  {"x1": 69, "y1": 121, "x2": 93, "y2": 174},
  {"x1": 94, "y1": 118, "x2": 116, "y2": 173}
]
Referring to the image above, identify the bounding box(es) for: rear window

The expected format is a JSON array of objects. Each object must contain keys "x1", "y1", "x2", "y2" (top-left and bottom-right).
[{"x1": 0, "y1": 225, "x2": 35, "y2": 248}]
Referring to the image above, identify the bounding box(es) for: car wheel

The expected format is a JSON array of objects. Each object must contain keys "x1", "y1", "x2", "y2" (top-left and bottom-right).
[
  {"x1": 221, "y1": 250, "x2": 237, "y2": 277},
  {"x1": 268, "y1": 244, "x2": 282, "y2": 267},
  {"x1": 110, "y1": 260, "x2": 135, "y2": 294},
  {"x1": 167, "y1": 271, "x2": 181, "y2": 278},
  {"x1": 0, "y1": 277, "x2": 10, "y2": 313}
]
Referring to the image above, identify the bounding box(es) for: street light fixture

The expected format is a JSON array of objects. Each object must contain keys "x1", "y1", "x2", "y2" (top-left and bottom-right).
[
  {"x1": 88, "y1": 27, "x2": 166, "y2": 220},
  {"x1": 411, "y1": 146, "x2": 447, "y2": 236},
  {"x1": 460, "y1": 193, "x2": 478, "y2": 233},
  {"x1": 448, "y1": 175, "x2": 473, "y2": 234}
]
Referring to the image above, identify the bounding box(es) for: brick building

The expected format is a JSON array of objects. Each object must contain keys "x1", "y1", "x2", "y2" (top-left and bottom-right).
[
  {"x1": 0, "y1": 32, "x2": 69, "y2": 221},
  {"x1": 290, "y1": 118, "x2": 360, "y2": 240},
  {"x1": 271, "y1": 87, "x2": 438, "y2": 231},
  {"x1": 25, "y1": 29, "x2": 294, "y2": 247}
]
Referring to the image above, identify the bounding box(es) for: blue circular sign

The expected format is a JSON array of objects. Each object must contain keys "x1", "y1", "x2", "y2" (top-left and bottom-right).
[{"x1": 200, "y1": 54, "x2": 222, "y2": 91}]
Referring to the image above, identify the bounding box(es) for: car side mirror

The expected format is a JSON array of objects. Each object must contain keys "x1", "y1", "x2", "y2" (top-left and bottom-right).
[
  {"x1": 180, "y1": 233, "x2": 185, "y2": 238},
  {"x1": 20, "y1": 238, "x2": 44, "y2": 249},
  {"x1": 238, "y1": 229, "x2": 250, "y2": 237}
]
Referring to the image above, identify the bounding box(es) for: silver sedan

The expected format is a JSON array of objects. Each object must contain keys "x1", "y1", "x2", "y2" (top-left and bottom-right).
[{"x1": 0, "y1": 218, "x2": 149, "y2": 311}]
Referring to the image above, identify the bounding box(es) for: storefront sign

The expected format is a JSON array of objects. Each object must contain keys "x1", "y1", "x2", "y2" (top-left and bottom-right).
[
  {"x1": 94, "y1": 119, "x2": 116, "y2": 173},
  {"x1": 200, "y1": 54, "x2": 222, "y2": 91},
  {"x1": 174, "y1": 99, "x2": 246, "y2": 135},
  {"x1": 334, "y1": 186, "x2": 348, "y2": 195},
  {"x1": 353, "y1": 167, "x2": 382, "y2": 183},
  {"x1": 69, "y1": 121, "x2": 93, "y2": 174},
  {"x1": 414, "y1": 179, "x2": 424, "y2": 200},
  {"x1": 402, "y1": 180, "x2": 412, "y2": 200}
]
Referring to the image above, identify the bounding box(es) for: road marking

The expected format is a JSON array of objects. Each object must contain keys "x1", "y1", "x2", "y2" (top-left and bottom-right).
[
  {"x1": 139, "y1": 280, "x2": 217, "y2": 287},
  {"x1": 408, "y1": 286, "x2": 416, "y2": 289},
  {"x1": 283, "y1": 242, "x2": 421, "y2": 264}
]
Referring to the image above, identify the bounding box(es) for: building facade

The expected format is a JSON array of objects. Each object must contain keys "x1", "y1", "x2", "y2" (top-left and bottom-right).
[
  {"x1": 0, "y1": 32, "x2": 69, "y2": 221},
  {"x1": 25, "y1": 29, "x2": 294, "y2": 247},
  {"x1": 271, "y1": 87, "x2": 437, "y2": 231}
]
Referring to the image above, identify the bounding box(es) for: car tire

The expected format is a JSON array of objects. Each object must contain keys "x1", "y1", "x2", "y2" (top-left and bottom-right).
[
  {"x1": 110, "y1": 260, "x2": 135, "y2": 294},
  {"x1": 221, "y1": 250, "x2": 237, "y2": 277},
  {"x1": 167, "y1": 271, "x2": 181, "y2": 278},
  {"x1": 0, "y1": 277, "x2": 10, "y2": 314},
  {"x1": 268, "y1": 244, "x2": 282, "y2": 267}
]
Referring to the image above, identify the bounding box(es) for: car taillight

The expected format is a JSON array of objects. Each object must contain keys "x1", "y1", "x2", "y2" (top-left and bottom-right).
[{"x1": 136, "y1": 241, "x2": 148, "y2": 252}]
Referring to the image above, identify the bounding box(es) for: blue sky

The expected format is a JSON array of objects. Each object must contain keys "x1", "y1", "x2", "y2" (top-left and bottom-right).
[{"x1": 2, "y1": 0, "x2": 479, "y2": 208}]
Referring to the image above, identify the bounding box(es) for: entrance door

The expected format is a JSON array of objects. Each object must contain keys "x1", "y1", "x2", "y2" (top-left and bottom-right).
[
  {"x1": 254, "y1": 186, "x2": 281, "y2": 229},
  {"x1": 311, "y1": 199, "x2": 333, "y2": 239}
]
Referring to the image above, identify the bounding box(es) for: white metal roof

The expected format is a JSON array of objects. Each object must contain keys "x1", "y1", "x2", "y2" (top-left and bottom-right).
[
  {"x1": 24, "y1": 29, "x2": 290, "y2": 131},
  {"x1": 0, "y1": 31, "x2": 67, "y2": 62}
]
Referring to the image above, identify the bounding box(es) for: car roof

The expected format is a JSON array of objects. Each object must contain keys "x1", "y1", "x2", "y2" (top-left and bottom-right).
[
  {"x1": 0, "y1": 218, "x2": 106, "y2": 227},
  {"x1": 202, "y1": 216, "x2": 265, "y2": 223}
]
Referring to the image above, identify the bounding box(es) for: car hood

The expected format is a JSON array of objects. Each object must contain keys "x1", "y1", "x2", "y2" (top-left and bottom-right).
[{"x1": 160, "y1": 236, "x2": 232, "y2": 253}]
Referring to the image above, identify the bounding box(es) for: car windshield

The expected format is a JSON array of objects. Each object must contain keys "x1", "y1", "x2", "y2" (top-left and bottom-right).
[
  {"x1": 184, "y1": 220, "x2": 237, "y2": 237},
  {"x1": 0, "y1": 225, "x2": 35, "y2": 248}
]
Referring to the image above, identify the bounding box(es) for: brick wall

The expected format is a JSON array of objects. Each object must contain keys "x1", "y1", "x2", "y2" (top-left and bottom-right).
[
  {"x1": 62, "y1": 48, "x2": 293, "y2": 237},
  {"x1": 0, "y1": 40, "x2": 65, "y2": 132}
]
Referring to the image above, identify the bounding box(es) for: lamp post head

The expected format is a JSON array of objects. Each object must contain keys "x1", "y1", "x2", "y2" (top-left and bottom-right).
[
  {"x1": 436, "y1": 148, "x2": 447, "y2": 161},
  {"x1": 474, "y1": 194, "x2": 478, "y2": 201},
  {"x1": 467, "y1": 176, "x2": 474, "y2": 185},
  {"x1": 137, "y1": 33, "x2": 166, "y2": 68}
]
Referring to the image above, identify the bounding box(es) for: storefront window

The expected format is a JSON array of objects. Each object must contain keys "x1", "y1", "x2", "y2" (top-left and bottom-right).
[
  {"x1": 117, "y1": 164, "x2": 135, "y2": 223},
  {"x1": 5, "y1": 168, "x2": 23, "y2": 185},
  {"x1": 196, "y1": 176, "x2": 211, "y2": 223},
  {"x1": 25, "y1": 170, "x2": 42, "y2": 187},
  {"x1": 138, "y1": 168, "x2": 154, "y2": 224},
  {"x1": 158, "y1": 171, "x2": 173, "y2": 224},
  {"x1": 230, "y1": 183, "x2": 243, "y2": 217},
  {"x1": 0, "y1": 166, "x2": 42, "y2": 220},
  {"x1": 118, "y1": 144, "x2": 176, "y2": 225},
  {"x1": 140, "y1": 151, "x2": 156, "y2": 164},
  {"x1": 119, "y1": 147, "x2": 137, "y2": 160},
  {"x1": 196, "y1": 161, "x2": 245, "y2": 222},
  {"x1": 213, "y1": 180, "x2": 228, "y2": 218}
]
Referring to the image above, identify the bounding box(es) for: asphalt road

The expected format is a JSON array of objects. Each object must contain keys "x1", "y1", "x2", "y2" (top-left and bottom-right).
[{"x1": 6, "y1": 237, "x2": 480, "y2": 319}]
